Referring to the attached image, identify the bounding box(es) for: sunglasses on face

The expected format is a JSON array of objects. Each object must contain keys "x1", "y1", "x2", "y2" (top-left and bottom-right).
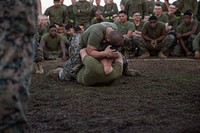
[{"x1": 112, "y1": 16, "x2": 118, "y2": 19}]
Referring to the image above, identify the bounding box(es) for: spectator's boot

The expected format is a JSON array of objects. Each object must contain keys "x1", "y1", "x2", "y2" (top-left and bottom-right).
[
  {"x1": 194, "y1": 51, "x2": 200, "y2": 59},
  {"x1": 35, "y1": 62, "x2": 40, "y2": 73},
  {"x1": 36, "y1": 62, "x2": 44, "y2": 74},
  {"x1": 158, "y1": 51, "x2": 167, "y2": 59},
  {"x1": 137, "y1": 51, "x2": 150, "y2": 59}
]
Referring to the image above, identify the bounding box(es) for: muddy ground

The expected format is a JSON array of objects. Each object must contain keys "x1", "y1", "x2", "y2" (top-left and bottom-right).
[{"x1": 26, "y1": 58, "x2": 200, "y2": 133}]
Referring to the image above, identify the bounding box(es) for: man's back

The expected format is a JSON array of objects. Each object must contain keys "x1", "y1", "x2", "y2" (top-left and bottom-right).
[{"x1": 81, "y1": 22, "x2": 118, "y2": 48}]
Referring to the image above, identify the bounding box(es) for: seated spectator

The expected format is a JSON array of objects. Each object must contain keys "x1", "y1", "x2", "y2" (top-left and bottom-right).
[
  {"x1": 132, "y1": 11, "x2": 145, "y2": 37},
  {"x1": 39, "y1": 25, "x2": 67, "y2": 61},
  {"x1": 163, "y1": 3, "x2": 178, "y2": 56},
  {"x1": 153, "y1": 3, "x2": 169, "y2": 30},
  {"x1": 115, "y1": 11, "x2": 135, "y2": 58},
  {"x1": 136, "y1": 16, "x2": 174, "y2": 59},
  {"x1": 91, "y1": 10, "x2": 105, "y2": 25},
  {"x1": 112, "y1": 13, "x2": 120, "y2": 22},
  {"x1": 192, "y1": 32, "x2": 200, "y2": 59},
  {"x1": 176, "y1": 11, "x2": 198, "y2": 56},
  {"x1": 164, "y1": 4, "x2": 178, "y2": 32},
  {"x1": 132, "y1": 11, "x2": 145, "y2": 56}
]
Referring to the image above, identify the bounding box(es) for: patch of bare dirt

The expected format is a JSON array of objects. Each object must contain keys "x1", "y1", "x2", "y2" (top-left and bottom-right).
[{"x1": 26, "y1": 58, "x2": 200, "y2": 133}]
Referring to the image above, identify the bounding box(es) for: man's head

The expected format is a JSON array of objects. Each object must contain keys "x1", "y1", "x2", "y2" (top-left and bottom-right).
[
  {"x1": 71, "y1": 0, "x2": 77, "y2": 5},
  {"x1": 109, "y1": 30, "x2": 124, "y2": 49},
  {"x1": 95, "y1": 0, "x2": 101, "y2": 6},
  {"x1": 153, "y1": 3, "x2": 162, "y2": 16},
  {"x1": 168, "y1": 4, "x2": 177, "y2": 14},
  {"x1": 183, "y1": 10, "x2": 192, "y2": 25},
  {"x1": 65, "y1": 24, "x2": 75, "y2": 36},
  {"x1": 95, "y1": 10, "x2": 104, "y2": 21},
  {"x1": 54, "y1": 0, "x2": 60, "y2": 7},
  {"x1": 60, "y1": 0, "x2": 64, "y2": 4},
  {"x1": 112, "y1": 13, "x2": 119, "y2": 22},
  {"x1": 119, "y1": 10, "x2": 128, "y2": 23},
  {"x1": 49, "y1": 25, "x2": 57, "y2": 37},
  {"x1": 149, "y1": 16, "x2": 158, "y2": 29},
  {"x1": 133, "y1": 11, "x2": 141, "y2": 21}
]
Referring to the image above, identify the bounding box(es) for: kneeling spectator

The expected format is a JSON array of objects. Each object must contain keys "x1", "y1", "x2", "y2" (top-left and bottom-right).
[
  {"x1": 136, "y1": 16, "x2": 174, "y2": 59},
  {"x1": 39, "y1": 25, "x2": 67, "y2": 60}
]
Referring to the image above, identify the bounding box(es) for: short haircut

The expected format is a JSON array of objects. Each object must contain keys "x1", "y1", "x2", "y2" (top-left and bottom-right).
[
  {"x1": 74, "y1": 25, "x2": 81, "y2": 32},
  {"x1": 155, "y1": 3, "x2": 162, "y2": 7},
  {"x1": 49, "y1": 24, "x2": 56, "y2": 30},
  {"x1": 133, "y1": 11, "x2": 140, "y2": 15},
  {"x1": 65, "y1": 24, "x2": 73, "y2": 30},
  {"x1": 119, "y1": 10, "x2": 128, "y2": 15},
  {"x1": 95, "y1": 10, "x2": 103, "y2": 15},
  {"x1": 184, "y1": 10, "x2": 192, "y2": 16},
  {"x1": 54, "y1": 0, "x2": 60, "y2": 2},
  {"x1": 109, "y1": 30, "x2": 124, "y2": 47},
  {"x1": 149, "y1": 16, "x2": 158, "y2": 21}
]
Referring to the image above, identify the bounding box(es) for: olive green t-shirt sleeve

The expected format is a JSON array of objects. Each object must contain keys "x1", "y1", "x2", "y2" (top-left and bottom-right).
[{"x1": 87, "y1": 29, "x2": 104, "y2": 49}]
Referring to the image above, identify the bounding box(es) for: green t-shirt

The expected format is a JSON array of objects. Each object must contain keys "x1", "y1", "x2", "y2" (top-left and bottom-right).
[
  {"x1": 103, "y1": 3, "x2": 118, "y2": 18},
  {"x1": 134, "y1": 20, "x2": 145, "y2": 31},
  {"x1": 115, "y1": 21, "x2": 135, "y2": 35},
  {"x1": 77, "y1": 55, "x2": 123, "y2": 86},
  {"x1": 67, "y1": 4, "x2": 75, "y2": 23},
  {"x1": 81, "y1": 22, "x2": 118, "y2": 48},
  {"x1": 156, "y1": 13, "x2": 169, "y2": 23},
  {"x1": 164, "y1": 12, "x2": 178, "y2": 30},
  {"x1": 44, "y1": 6, "x2": 67, "y2": 25},
  {"x1": 142, "y1": 21, "x2": 166, "y2": 39},
  {"x1": 41, "y1": 33, "x2": 63, "y2": 51},
  {"x1": 176, "y1": 20, "x2": 198, "y2": 34},
  {"x1": 125, "y1": 0, "x2": 147, "y2": 17}
]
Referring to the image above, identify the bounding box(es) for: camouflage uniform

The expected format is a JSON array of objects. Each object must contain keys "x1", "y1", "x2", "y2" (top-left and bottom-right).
[
  {"x1": 59, "y1": 34, "x2": 83, "y2": 81},
  {"x1": 0, "y1": 0, "x2": 37, "y2": 132},
  {"x1": 135, "y1": 35, "x2": 175, "y2": 54}
]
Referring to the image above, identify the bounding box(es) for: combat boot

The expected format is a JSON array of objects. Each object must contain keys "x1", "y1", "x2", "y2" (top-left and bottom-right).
[
  {"x1": 137, "y1": 51, "x2": 150, "y2": 59},
  {"x1": 123, "y1": 58, "x2": 141, "y2": 77},
  {"x1": 36, "y1": 62, "x2": 44, "y2": 74},
  {"x1": 47, "y1": 68, "x2": 62, "y2": 77},
  {"x1": 35, "y1": 62, "x2": 40, "y2": 73},
  {"x1": 124, "y1": 69, "x2": 141, "y2": 77},
  {"x1": 194, "y1": 51, "x2": 200, "y2": 59},
  {"x1": 158, "y1": 51, "x2": 167, "y2": 59}
]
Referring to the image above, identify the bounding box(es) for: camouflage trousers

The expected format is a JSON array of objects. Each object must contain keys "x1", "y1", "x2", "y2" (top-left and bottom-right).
[
  {"x1": 134, "y1": 34, "x2": 175, "y2": 54},
  {"x1": 0, "y1": 0, "x2": 37, "y2": 132},
  {"x1": 59, "y1": 34, "x2": 83, "y2": 81},
  {"x1": 182, "y1": 34, "x2": 197, "y2": 51},
  {"x1": 59, "y1": 45, "x2": 83, "y2": 81}
]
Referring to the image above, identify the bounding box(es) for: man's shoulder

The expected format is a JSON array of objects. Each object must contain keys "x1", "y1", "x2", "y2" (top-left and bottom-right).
[{"x1": 100, "y1": 22, "x2": 118, "y2": 30}]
